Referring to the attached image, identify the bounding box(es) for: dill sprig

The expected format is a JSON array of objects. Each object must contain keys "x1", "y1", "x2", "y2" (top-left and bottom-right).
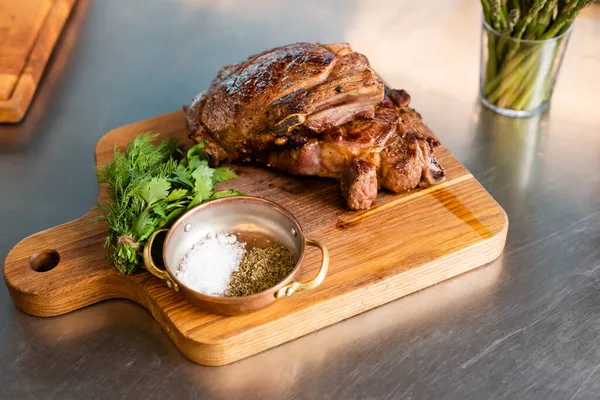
[{"x1": 96, "y1": 133, "x2": 240, "y2": 275}]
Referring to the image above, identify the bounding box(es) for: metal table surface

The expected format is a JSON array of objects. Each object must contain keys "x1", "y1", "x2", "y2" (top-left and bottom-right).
[{"x1": 1, "y1": 1, "x2": 599, "y2": 399}]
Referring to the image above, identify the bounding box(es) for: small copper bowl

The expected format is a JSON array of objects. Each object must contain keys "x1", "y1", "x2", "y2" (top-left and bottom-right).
[{"x1": 142, "y1": 196, "x2": 328, "y2": 315}]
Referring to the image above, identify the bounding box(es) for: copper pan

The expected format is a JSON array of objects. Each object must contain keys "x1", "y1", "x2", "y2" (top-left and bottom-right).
[{"x1": 143, "y1": 196, "x2": 328, "y2": 315}]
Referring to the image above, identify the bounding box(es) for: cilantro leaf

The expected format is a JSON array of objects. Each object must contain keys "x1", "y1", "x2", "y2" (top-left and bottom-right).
[
  {"x1": 192, "y1": 163, "x2": 214, "y2": 201},
  {"x1": 140, "y1": 177, "x2": 170, "y2": 206},
  {"x1": 212, "y1": 167, "x2": 237, "y2": 184},
  {"x1": 171, "y1": 165, "x2": 194, "y2": 188},
  {"x1": 191, "y1": 161, "x2": 213, "y2": 180},
  {"x1": 193, "y1": 176, "x2": 213, "y2": 202},
  {"x1": 152, "y1": 203, "x2": 166, "y2": 218},
  {"x1": 164, "y1": 188, "x2": 188, "y2": 202}
]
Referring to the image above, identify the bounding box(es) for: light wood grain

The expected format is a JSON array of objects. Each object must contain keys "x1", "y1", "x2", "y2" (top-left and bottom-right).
[
  {"x1": 3, "y1": 111, "x2": 508, "y2": 365},
  {"x1": 0, "y1": 0, "x2": 77, "y2": 123}
]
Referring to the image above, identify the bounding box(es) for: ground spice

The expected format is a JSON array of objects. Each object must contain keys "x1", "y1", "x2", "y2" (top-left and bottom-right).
[{"x1": 226, "y1": 244, "x2": 295, "y2": 297}]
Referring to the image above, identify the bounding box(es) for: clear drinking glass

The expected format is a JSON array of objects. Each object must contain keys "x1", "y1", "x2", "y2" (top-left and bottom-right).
[{"x1": 479, "y1": 19, "x2": 573, "y2": 118}]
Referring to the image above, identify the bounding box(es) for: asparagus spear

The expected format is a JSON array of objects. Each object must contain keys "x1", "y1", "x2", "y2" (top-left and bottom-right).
[
  {"x1": 498, "y1": 0, "x2": 547, "y2": 71},
  {"x1": 482, "y1": 0, "x2": 497, "y2": 77},
  {"x1": 513, "y1": 72, "x2": 539, "y2": 110},
  {"x1": 511, "y1": 0, "x2": 521, "y2": 15},
  {"x1": 486, "y1": 36, "x2": 499, "y2": 83},
  {"x1": 481, "y1": 0, "x2": 492, "y2": 25},
  {"x1": 507, "y1": 9, "x2": 520, "y2": 34},
  {"x1": 493, "y1": 9, "x2": 520, "y2": 67},
  {"x1": 483, "y1": 47, "x2": 536, "y2": 95},
  {"x1": 486, "y1": 49, "x2": 541, "y2": 103},
  {"x1": 528, "y1": 0, "x2": 558, "y2": 38},
  {"x1": 496, "y1": 51, "x2": 541, "y2": 107},
  {"x1": 512, "y1": 0, "x2": 548, "y2": 42},
  {"x1": 490, "y1": 0, "x2": 506, "y2": 32},
  {"x1": 543, "y1": 0, "x2": 593, "y2": 38},
  {"x1": 501, "y1": 1, "x2": 509, "y2": 23}
]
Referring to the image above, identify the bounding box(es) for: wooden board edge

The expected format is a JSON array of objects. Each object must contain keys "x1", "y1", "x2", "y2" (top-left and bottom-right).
[
  {"x1": 3, "y1": 194, "x2": 507, "y2": 365},
  {"x1": 161, "y1": 209, "x2": 508, "y2": 366},
  {"x1": 2, "y1": 211, "x2": 112, "y2": 318},
  {"x1": 0, "y1": 75, "x2": 35, "y2": 122},
  {"x1": 0, "y1": 0, "x2": 77, "y2": 123},
  {"x1": 4, "y1": 272, "x2": 123, "y2": 318}
]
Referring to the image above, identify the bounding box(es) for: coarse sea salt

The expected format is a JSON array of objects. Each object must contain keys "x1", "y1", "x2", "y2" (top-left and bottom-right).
[{"x1": 176, "y1": 232, "x2": 246, "y2": 296}]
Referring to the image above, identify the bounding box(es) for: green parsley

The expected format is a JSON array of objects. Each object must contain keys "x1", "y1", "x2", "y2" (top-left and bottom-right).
[{"x1": 96, "y1": 133, "x2": 241, "y2": 275}]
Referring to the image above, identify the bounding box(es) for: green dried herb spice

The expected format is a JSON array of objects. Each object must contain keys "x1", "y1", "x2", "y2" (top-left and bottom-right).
[{"x1": 226, "y1": 244, "x2": 295, "y2": 297}]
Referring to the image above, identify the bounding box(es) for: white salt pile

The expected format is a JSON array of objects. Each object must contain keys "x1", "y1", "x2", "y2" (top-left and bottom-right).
[{"x1": 176, "y1": 232, "x2": 246, "y2": 296}]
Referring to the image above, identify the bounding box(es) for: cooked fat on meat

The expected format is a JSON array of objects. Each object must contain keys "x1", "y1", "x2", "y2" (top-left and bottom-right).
[{"x1": 185, "y1": 42, "x2": 445, "y2": 210}]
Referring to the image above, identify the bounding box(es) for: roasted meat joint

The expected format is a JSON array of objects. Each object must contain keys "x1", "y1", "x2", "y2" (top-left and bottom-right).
[{"x1": 185, "y1": 42, "x2": 446, "y2": 209}]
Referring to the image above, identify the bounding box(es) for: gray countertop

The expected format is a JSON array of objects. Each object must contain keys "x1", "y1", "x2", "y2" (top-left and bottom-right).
[{"x1": 1, "y1": 1, "x2": 600, "y2": 399}]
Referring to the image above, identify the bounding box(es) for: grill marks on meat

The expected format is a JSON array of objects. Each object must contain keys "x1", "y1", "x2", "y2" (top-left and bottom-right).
[
  {"x1": 187, "y1": 42, "x2": 384, "y2": 162},
  {"x1": 270, "y1": 67, "x2": 381, "y2": 135},
  {"x1": 186, "y1": 42, "x2": 446, "y2": 210}
]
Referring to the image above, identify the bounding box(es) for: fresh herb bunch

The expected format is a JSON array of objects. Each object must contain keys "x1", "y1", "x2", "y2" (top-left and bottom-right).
[
  {"x1": 97, "y1": 133, "x2": 241, "y2": 275},
  {"x1": 480, "y1": 0, "x2": 592, "y2": 111}
]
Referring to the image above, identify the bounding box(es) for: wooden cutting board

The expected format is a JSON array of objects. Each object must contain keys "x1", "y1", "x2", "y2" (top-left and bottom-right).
[
  {"x1": 0, "y1": 0, "x2": 77, "y2": 123},
  {"x1": 3, "y1": 111, "x2": 508, "y2": 365}
]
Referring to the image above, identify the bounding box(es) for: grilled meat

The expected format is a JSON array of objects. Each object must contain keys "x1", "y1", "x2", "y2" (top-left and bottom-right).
[
  {"x1": 185, "y1": 42, "x2": 384, "y2": 163},
  {"x1": 186, "y1": 43, "x2": 445, "y2": 209}
]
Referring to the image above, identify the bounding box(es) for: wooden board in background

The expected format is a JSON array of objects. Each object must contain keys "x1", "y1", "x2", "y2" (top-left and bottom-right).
[
  {"x1": 0, "y1": 0, "x2": 77, "y2": 123},
  {"x1": 3, "y1": 111, "x2": 508, "y2": 365}
]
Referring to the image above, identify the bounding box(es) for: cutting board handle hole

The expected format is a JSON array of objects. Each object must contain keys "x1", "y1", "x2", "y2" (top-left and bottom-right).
[{"x1": 29, "y1": 250, "x2": 60, "y2": 272}]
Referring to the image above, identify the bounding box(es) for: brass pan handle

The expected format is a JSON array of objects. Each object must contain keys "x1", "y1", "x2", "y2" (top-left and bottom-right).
[
  {"x1": 143, "y1": 229, "x2": 179, "y2": 292},
  {"x1": 274, "y1": 238, "x2": 329, "y2": 298}
]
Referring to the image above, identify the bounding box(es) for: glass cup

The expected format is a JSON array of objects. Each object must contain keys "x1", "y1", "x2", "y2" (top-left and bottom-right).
[{"x1": 479, "y1": 19, "x2": 573, "y2": 118}]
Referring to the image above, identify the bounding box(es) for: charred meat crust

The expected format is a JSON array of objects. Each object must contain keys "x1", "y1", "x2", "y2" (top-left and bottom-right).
[
  {"x1": 185, "y1": 42, "x2": 446, "y2": 210},
  {"x1": 192, "y1": 42, "x2": 384, "y2": 159},
  {"x1": 387, "y1": 88, "x2": 411, "y2": 108},
  {"x1": 184, "y1": 96, "x2": 228, "y2": 165}
]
